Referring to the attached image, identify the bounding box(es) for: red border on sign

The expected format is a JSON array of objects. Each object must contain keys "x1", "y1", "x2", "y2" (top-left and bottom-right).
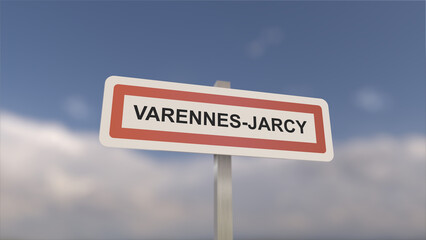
[{"x1": 110, "y1": 84, "x2": 326, "y2": 153}]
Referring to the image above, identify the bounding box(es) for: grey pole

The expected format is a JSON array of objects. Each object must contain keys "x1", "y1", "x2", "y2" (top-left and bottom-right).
[{"x1": 213, "y1": 81, "x2": 233, "y2": 240}]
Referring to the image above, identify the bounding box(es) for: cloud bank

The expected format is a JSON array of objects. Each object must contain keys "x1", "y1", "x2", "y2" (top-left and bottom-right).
[{"x1": 1, "y1": 113, "x2": 425, "y2": 239}]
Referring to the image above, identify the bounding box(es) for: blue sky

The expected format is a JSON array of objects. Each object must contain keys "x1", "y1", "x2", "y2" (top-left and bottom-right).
[
  {"x1": 1, "y1": 1, "x2": 425, "y2": 140},
  {"x1": 1, "y1": 1, "x2": 425, "y2": 240}
]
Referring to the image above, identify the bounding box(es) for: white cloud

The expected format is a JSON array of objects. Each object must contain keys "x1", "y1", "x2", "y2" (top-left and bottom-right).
[
  {"x1": 231, "y1": 134, "x2": 426, "y2": 239},
  {"x1": 0, "y1": 113, "x2": 213, "y2": 239},
  {"x1": 1, "y1": 112, "x2": 425, "y2": 239},
  {"x1": 64, "y1": 96, "x2": 90, "y2": 120},
  {"x1": 354, "y1": 87, "x2": 389, "y2": 112},
  {"x1": 246, "y1": 27, "x2": 284, "y2": 59}
]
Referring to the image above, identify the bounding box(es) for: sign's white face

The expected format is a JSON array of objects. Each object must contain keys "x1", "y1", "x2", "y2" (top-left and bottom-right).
[{"x1": 100, "y1": 76, "x2": 333, "y2": 161}]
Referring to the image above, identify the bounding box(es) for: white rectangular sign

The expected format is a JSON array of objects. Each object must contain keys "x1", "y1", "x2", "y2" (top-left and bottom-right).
[{"x1": 100, "y1": 76, "x2": 333, "y2": 161}]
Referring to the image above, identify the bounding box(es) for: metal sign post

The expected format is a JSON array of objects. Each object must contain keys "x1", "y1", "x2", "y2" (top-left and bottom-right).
[{"x1": 214, "y1": 81, "x2": 233, "y2": 240}]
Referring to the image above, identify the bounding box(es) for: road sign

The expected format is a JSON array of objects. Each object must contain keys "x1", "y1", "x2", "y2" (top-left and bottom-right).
[{"x1": 100, "y1": 76, "x2": 333, "y2": 161}]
